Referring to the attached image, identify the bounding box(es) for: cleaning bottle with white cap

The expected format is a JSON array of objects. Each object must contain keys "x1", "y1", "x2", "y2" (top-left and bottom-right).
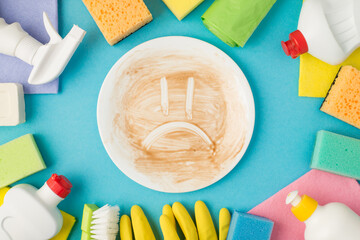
[
  {"x1": 0, "y1": 174, "x2": 72, "y2": 240},
  {"x1": 281, "y1": 0, "x2": 360, "y2": 65},
  {"x1": 286, "y1": 190, "x2": 360, "y2": 240}
]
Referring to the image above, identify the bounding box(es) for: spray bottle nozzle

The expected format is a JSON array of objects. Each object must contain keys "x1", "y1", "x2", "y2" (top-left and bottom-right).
[
  {"x1": 28, "y1": 12, "x2": 86, "y2": 85},
  {"x1": 0, "y1": 12, "x2": 86, "y2": 85}
]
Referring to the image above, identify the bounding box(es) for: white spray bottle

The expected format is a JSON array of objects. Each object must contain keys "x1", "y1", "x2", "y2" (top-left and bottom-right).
[
  {"x1": 281, "y1": 0, "x2": 360, "y2": 65},
  {"x1": 0, "y1": 174, "x2": 72, "y2": 240},
  {"x1": 0, "y1": 12, "x2": 86, "y2": 85},
  {"x1": 286, "y1": 190, "x2": 360, "y2": 240}
]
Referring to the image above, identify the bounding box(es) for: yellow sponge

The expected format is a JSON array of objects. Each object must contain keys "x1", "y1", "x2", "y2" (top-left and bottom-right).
[
  {"x1": 50, "y1": 211, "x2": 76, "y2": 240},
  {"x1": 162, "y1": 0, "x2": 204, "y2": 20},
  {"x1": 321, "y1": 66, "x2": 360, "y2": 129},
  {"x1": 82, "y1": 0, "x2": 153, "y2": 45},
  {"x1": 299, "y1": 50, "x2": 360, "y2": 98},
  {"x1": 0, "y1": 187, "x2": 10, "y2": 206}
]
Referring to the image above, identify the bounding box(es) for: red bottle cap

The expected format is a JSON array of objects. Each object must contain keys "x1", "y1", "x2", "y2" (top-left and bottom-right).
[
  {"x1": 47, "y1": 174, "x2": 72, "y2": 198},
  {"x1": 281, "y1": 30, "x2": 308, "y2": 59}
]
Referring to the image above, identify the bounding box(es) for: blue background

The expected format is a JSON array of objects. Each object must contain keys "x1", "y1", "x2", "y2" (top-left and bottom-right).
[{"x1": 1, "y1": 0, "x2": 360, "y2": 239}]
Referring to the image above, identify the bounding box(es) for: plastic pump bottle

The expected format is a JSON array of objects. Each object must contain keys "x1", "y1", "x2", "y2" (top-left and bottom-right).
[
  {"x1": 286, "y1": 191, "x2": 360, "y2": 240},
  {"x1": 0, "y1": 174, "x2": 72, "y2": 240},
  {"x1": 281, "y1": 0, "x2": 360, "y2": 65}
]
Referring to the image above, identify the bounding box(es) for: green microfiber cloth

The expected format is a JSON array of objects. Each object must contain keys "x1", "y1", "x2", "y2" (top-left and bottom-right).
[
  {"x1": 311, "y1": 130, "x2": 360, "y2": 180},
  {"x1": 202, "y1": 0, "x2": 277, "y2": 47},
  {"x1": 0, "y1": 134, "x2": 46, "y2": 188}
]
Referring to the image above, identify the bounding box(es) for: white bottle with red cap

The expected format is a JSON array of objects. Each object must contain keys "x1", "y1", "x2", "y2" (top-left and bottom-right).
[
  {"x1": 281, "y1": 0, "x2": 360, "y2": 65},
  {"x1": 0, "y1": 174, "x2": 72, "y2": 240}
]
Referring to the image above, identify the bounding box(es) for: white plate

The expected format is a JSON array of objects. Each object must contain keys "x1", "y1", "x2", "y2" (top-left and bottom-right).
[{"x1": 97, "y1": 37, "x2": 255, "y2": 193}]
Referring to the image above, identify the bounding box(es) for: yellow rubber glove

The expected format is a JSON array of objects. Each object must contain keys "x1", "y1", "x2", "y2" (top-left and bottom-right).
[
  {"x1": 172, "y1": 202, "x2": 198, "y2": 240},
  {"x1": 163, "y1": 204, "x2": 176, "y2": 227},
  {"x1": 131, "y1": 205, "x2": 156, "y2": 240},
  {"x1": 195, "y1": 201, "x2": 217, "y2": 240},
  {"x1": 120, "y1": 215, "x2": 133, "y2": 240},
  {"x1": 219, "y1": 208, "x2": 231, "y2": 240},
  {"x1": 160, "y1": 215, "x2": 180, "y2": 240}
]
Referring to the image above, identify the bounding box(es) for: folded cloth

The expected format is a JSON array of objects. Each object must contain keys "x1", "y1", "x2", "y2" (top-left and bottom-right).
[
  {"x1": 0, "y1": 0, "x2": 59, "y2": 94},
  {"x1": 299, "y1": 49, "x2": 360, "y2": 98},
  {"x1": 202, "y1": 0, "x2": 276, "y2": 47}
]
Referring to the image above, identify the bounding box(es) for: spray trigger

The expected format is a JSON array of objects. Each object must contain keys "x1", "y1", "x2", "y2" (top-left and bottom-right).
[
  {"x1": 0, "y1": 12, "x2": 86, "y2": 85},
  {"x1": 43, "y1": 12, "x2": 62, "y2": 44}
]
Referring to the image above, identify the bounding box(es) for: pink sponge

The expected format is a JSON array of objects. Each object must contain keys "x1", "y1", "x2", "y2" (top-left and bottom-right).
[{"x1": 248, "y1": 170, "x2": 360, "y2": 240}]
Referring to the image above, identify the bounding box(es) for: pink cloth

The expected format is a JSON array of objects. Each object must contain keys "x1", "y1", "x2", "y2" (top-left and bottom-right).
[{"x1": 248, "y1": 170, "x2": 360, "y2": 240}]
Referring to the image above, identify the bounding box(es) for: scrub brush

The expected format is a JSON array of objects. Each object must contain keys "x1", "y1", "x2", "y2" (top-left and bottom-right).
[{"x1": 81, "y1": 204, "x2": 120, "y2": 240}]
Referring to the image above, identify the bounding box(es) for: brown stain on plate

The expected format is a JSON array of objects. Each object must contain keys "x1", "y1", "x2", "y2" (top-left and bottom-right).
[{"x1": 110, "y1": 49, "x2": 247, "y2": 190}]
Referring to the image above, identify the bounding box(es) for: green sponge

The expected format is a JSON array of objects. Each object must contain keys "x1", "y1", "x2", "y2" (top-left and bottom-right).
[
  {"x1": 0, "y1": 134, "x2": 46, "y2": 188},
  {"x1": 311, "y1": 130, "x2": 360, "y2": 179},
  {"x1": 81, "y1": 204, "x2": 99, "y2": 236}
]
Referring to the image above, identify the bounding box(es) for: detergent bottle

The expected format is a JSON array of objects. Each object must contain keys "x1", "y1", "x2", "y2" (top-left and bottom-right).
[
  {"x1": 0, "y1": 174, "x2": 72, "y2": 240},
  {"x1": 281, "y1": 0, "x2": 360, "y2": 65},
  {"x1": 286, "y1": 191, "x2": 360, "y2": 240}
]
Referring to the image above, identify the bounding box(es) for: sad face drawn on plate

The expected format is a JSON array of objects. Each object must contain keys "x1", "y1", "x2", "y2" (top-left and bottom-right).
[
  {"x1": 110, "y1": 50, "x2": 249, "y2": 191},
  {"x1": 143, "y1": 77, "x2": 215, "y2": 152}
]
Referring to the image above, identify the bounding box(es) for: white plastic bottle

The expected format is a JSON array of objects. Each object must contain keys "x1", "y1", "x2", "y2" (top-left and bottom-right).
[
  {"x1": 0, "y1": 174, "x2": 72, "y2": 240},
  {"x1": 286, "y1": 190, "x2": 360, "y2": 240},
  {"x1": 281, "y1": 0, "x2": 360, "y2": 65}
]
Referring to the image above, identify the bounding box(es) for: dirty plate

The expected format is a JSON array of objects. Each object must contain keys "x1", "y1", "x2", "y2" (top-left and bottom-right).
[{"x1": 97, "y1": 37, "x2": 255, "y2": 193}]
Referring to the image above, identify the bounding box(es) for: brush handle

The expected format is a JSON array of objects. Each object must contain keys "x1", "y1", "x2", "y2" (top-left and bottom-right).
[{"x1": 0, "y1": 18, "x2": 42, "y2": 65}]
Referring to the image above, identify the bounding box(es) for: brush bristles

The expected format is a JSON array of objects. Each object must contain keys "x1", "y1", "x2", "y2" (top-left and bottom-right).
[{"x1": 90, "y1": 204, "x2": 120, "y2": 240}]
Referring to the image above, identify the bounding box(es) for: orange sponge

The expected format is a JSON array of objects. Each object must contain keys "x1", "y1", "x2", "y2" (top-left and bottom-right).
[
  {"x1": 321, "y1": 65, "x2": 360, "y2": 129},
  {"x1": 82, "y1": 0, "x2": 152, "y2": 45}
]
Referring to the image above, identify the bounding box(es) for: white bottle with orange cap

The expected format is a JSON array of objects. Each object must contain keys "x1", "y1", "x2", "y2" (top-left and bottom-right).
[
  {"x1": 286, "y1": 190, "x2": 360, "y2": 240},
  {"x1": 0, "y1": 174, "x2": 72, "y2": 240},
  {"x1": 281, "y1": 0, "x2": 360, "y2": 65}
]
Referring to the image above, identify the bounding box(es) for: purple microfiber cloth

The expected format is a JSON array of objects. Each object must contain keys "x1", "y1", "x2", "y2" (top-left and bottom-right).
[{"x1": 0, "y1": 0, "x2": 59, "y2": 94}]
